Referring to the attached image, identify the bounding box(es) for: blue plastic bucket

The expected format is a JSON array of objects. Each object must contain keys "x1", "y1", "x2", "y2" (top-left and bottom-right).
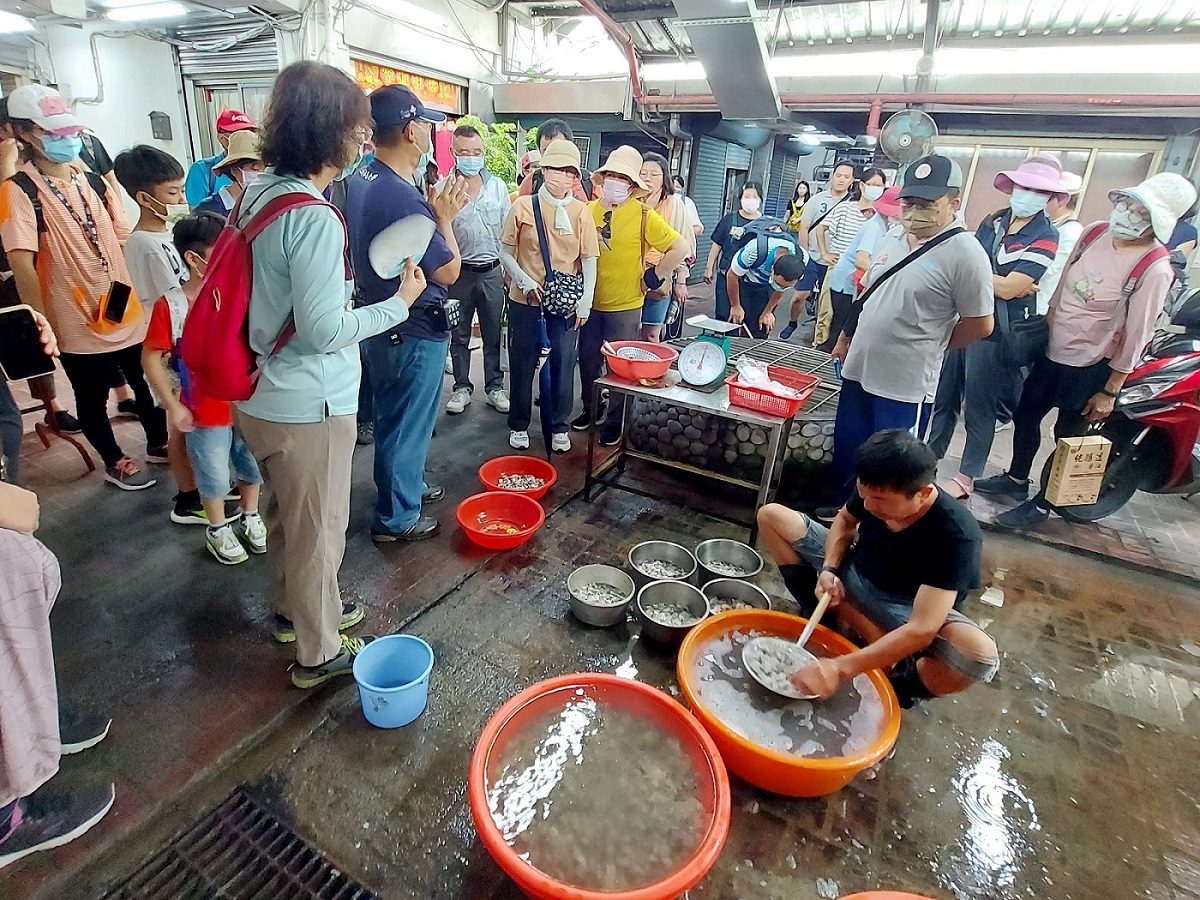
[{"x1": 352, "y1": 635, "x2": 434, "y2": 728}]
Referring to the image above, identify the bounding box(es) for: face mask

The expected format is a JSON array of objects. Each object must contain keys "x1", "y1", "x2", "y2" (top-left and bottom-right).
[
  {"x1": 863, "y1": 185, "x2": 885, "y2": 201},
  {"x1": 239, "y1": 169, "x2": 261, "y2": 189},
  {"x1": 186, "y1": 252, "x2": 208, "y2": 280},
  {"x1": 335, "y1": 143, "x2": 365, "y2": 182},
  {"x1": 148, "y1": 196, "x2": 189, "y2": 226},
  {"x1": 412, "y1": 123, "x2": 435, "y2": 173},
  {"x1": 455, "y1": 155, "x2": 485, "y2": 177},
  {"x1": 900, "y1": 203, "x2": 943, "y2": 238},
  {"x1": 1110, "y1": 202, "x2": 1151, "y2": 240},
  {"x1": 741, "y1": 196, "x2": 761, "y2": 213},
  {"x1": 41, "y1": 133, "x2": 82, "y2": 164},
  {"x1": 542, "y1": 169, "x2": 573, "y2": 197},
  {"x1": 602, "y1": 178, "x2": 631, "y2": 205},
  {"x1": 770, "y1": 276, "x2": 790, "y2": 292},
  {"x1": 1010, "y1": 187, "x2": 1049, "y2": 219}
]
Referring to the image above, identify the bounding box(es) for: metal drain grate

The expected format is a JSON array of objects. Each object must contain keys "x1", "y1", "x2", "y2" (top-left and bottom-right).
[{"x1": 100, "y1": 787, "x2": 375, "y2": 900}]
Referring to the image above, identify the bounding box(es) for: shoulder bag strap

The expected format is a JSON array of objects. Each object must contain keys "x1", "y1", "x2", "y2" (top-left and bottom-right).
[
  {"x1": 810, "y1": 194, "x2": 848, "y2": 231},
  {"x1": 640, "y1": 204, "x2": 648, "y2": 263},
  {"x1": 844, "y1": 226, "x2": 966, "y2": 338},
  {"x1": 531, "y1": 193, "x2": 555, "y2": 286}
]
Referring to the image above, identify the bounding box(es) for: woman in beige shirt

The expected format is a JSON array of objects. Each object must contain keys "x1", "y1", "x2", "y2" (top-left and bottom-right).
[
  {"x1": 499, "y1": 139, "x2": 599, "y2": 454},
  {"x1": 639, "y1": 152, "x2": 695, "y2": 341}
]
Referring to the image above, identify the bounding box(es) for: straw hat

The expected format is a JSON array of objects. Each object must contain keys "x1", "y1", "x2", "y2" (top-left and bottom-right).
[
  {"x1": 592, "y1": 145, "x2": 649, "y2": 197},
  {"x1": 1110, "y1": 172, "x2": 1198, "y2": 244},
  {"x1": 994, "y1": 153, "x2": 1068, "y2": 203},
  {"x1": 213, "y1": 130, "x2": 261, "y2": 172},
  {"x1": 538, "y1": 138, "x2": 581, "y2": 177}
]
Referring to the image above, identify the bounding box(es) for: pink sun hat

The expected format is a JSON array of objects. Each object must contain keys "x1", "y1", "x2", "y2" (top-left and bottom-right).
[
  {"x1": 994, "y1": 153, "x2": 1069, "y2": 203},
  {"x1": 873, "y1": 185, "x2": 902, "y2": 218}
]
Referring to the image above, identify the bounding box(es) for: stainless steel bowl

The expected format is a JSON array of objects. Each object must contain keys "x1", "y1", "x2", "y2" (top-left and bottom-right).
[
  {"x1": 635, "y1": 579, "x2": 709, "y2": 645},
  {"x1": 567, "y1": 564, "x2": 636, "y2": 627},
  {"x1": 701, "y1": 578, "x2": 773, "y2": 615},
  {"x1": 694, "y1": 538, "x2": 764, "y2": 584},
  {"x1": 627, "y1": 540, "x2": 697, "y2": 591}
]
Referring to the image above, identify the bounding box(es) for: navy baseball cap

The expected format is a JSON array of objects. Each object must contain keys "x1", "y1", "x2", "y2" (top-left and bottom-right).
[
  {"x1": 368, "y1": 84, "x2": 447, "y2": 129},
  {"x1": 899, "y1": 154, "x2": 963, "y2": 201}
]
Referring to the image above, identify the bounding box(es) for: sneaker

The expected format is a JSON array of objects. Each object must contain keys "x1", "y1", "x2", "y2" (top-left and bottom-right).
[
  {"x1": 486, "y1": 389, "x2": 511, "y2": 413},
  {"x1": 115, "y1": 399, "x2": 138, "y2": 419},
  {"x1": 104, "y1": 457, "x2": 156, "y2": 491},
  {"x1": 599, "y1": 423, "x2": 622, "y2": 447},
  {"x1": 290, "y1": 634, "x2": 377, "y2": 689},
  {"x1": 446, "y1": 389, "x2": 471, "y2": 415},
  {"x1": 813, "y1": 506, "x2": 840, "y2": 524},
  {"x1": 995, "y1": 498, "x2": 1050, "y2": 531},
  {"x1": 551, "y1": 433, "x2": 570, "y2": 453},
  {"x1": 206, "y1": 523, "x2": 248, "y2": 565},
  {"x1": 778, "y1": 321, "x2": 798, "y2": 341},
  {"x1": 570, "y1": 403, "x2": 606, "y2": 431},
  {"x1": 444, "y1": 353, "x2": 453, "y2": 375},
  {"x1": 422, "y1": 484, "x2": 446, "y2": 504},
  {"x1": 371, "y1": 516, "x2": 440, "y2": 542},
  {"x1": 0, "y1": 781, "x2": 115, "y2": 870},
  {"x1": 145, "y1": 445, "x2": 169, "y2": 465},
  {"x1": 46, "y1": 410, "x2": 82, "y2": 434},
  {"x1": 59, "y1": 709, "x2": 112, "y2": 755},
  {"x1": 273, "y1": 601, "x2": 365, "y2": 644},
  {"x1": 241, "y1": 512, "x2": 268, "y2": 554},
  {"x1": 356, "y1": 420, "x2": 375, "y2": 446},
  {"x1": 994, "y1": 420, "x2": 1013, "y2": 433},
  {"x1": 974, "y1": 473, "x2": 1030, "y2": 501},
  {"x1": 170, "y1": 492, "x2": 207, "y2": 526},
  {"x1": 509, "y1": 430, "x2": 530, "y2": 450}
]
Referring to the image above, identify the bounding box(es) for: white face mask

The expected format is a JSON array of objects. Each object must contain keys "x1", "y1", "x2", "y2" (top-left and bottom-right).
[
  {"x1": 863, "y1": 185, "x2": 885, "y2": 201},
  {"x1": 151, "y1": 198, "x2": 189, "y2": 226},
  {"x1": 1110, "y1": 200, "x2": 1152, "y2": 240},
  {"x1": 239, "y1": 169, "x2": 261, "y2": 189},
  {"x1": 1009, "y1": 187, "x2": 1050, "y2": 219},
  {"x1": 741, "y1": 196, "x2": 761, "y2": 213}
]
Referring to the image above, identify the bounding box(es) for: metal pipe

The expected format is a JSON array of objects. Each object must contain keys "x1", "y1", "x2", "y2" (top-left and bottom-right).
[
  {"x1": 574, "y1": 0, "x2": 646, "y2": 105},
  {"x1": 865, "y1": 98, "x2": 883, "y2": 136},
  {"x1": 642, "y1": 91, "x2": 1200, "y2": 109}
]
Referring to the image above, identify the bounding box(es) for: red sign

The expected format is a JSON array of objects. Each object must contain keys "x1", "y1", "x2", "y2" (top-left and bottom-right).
[{"x1": 353, "y1": 60, "x2": 461, "y2": 113}]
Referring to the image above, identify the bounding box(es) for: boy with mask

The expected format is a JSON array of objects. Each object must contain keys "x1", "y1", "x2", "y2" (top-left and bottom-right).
[
  {"x1": 0, "y1": 85, "x2": 166, "y2": 491},
  {"x1": 113, "y1": 145, "x2": 203, "y2": 520},
  {"x1": 194, "y1": 130, "x2": 265, "y2": 219}
]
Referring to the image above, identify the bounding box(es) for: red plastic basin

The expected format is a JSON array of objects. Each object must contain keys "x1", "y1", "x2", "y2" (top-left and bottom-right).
[
  {"x1": 469, "y1": 674, "x2": 731, "y2": 900},
  {"x1": 477, "y1": 455, "x2": 558, "y2": 500},
  {"x1": 456, "y1": 492, "x2": 545, "y2": 550},
  {"x1": 602, "y1": 340, "x2": 679, "y2": 382}
]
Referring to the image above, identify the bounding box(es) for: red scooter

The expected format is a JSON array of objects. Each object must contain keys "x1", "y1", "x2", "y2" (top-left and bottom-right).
[{"x1": 1039, "y1": 290, "x2": 1200, "y2": 522}]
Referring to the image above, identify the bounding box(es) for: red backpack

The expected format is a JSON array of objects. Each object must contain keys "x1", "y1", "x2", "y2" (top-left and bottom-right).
[{"x1": 180, "y1": 192, "x2": 348, "y2": 402}]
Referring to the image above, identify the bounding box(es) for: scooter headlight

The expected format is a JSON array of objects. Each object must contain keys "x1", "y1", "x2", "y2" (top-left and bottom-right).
[{"x1": 1116, "y1": 380, "x2": 1169, "y2": 406}]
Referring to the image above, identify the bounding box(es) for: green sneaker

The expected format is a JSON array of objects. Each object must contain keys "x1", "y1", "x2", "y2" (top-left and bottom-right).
[
  {"x1": 290, "y1": 634, "x2": 377, "y2": 689},
  {"x1": 273, "y1": 602, "x2": 364, "y2": 644}
]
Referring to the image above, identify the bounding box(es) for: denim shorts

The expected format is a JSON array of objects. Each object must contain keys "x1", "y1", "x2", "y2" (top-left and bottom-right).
[
  {"x1": 792, "y1": 516, "x2": 999, "y2": 682},
  {"x1": 185, "y1": 425, "x2": 262, "y2": 500},
  {"x1": 641, "y1": 294, "x2": 670, "y2": 326}
]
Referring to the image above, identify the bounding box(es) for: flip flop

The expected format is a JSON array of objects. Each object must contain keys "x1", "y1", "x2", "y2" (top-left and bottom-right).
[{"x1": 942, "y1": 476, "x2": 974, "y2": 501}]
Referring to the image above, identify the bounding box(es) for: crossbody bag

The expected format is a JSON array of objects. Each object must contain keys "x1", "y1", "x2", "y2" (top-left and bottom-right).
[{"x1": 531, "y1": 195, "x2": 584, "y2": 318}]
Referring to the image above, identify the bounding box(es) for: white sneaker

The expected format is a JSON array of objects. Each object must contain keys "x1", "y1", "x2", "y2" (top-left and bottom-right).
[
  {"x1": 486, "y1": 389, "x2": 511, "y2": 414},
  {"x1": 446, "y1": 389, "x2": 472, "y2": 415},
  {"x1": 206, "y1": 523, "x2": 248, "y2": 565},
  {"x1": 509, "y1": 430, "x2": 530, "y2": 450},
  {"x1": 551, "y1": 433, "x2": 570, "y2": 453},
  {"x1": 444, "y1": 353, "x2": 453, "y2": 375},
  {"x1": 241, "y1": 512, "x2": 268, "y2": 554}
]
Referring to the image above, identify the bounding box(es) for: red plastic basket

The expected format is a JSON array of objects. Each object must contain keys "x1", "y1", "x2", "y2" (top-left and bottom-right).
[{"x1": 724, "y1": 366, "x2": 820, "y2": 418}]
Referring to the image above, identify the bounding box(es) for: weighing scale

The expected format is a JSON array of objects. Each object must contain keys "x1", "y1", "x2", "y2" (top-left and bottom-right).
[{"x1": 678, "y1": 316, "x2": 741, "y2": 388}]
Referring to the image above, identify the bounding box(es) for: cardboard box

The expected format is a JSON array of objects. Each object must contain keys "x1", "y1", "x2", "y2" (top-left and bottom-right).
[{"x1": 1045, "y1": 434, "x2": 1112, "y2": 507}]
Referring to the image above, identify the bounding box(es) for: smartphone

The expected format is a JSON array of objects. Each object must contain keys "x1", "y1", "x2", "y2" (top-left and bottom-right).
[
  {"x1": 103, "y1": 281, "x2": 132, "y2": 325},
  {"x1": 0, "y1": 305, "x2": 55, "y2": 382}
]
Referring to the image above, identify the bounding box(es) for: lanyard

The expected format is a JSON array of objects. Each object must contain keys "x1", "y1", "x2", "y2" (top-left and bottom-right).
[{"x1": 38, "y1": 172, "x2": 109, "y2": 271}]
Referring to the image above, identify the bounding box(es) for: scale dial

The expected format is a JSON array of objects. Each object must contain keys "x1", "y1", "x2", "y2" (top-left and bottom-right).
[{"x1": 679, "y1": 339, "x2": 729, "y2": 386}]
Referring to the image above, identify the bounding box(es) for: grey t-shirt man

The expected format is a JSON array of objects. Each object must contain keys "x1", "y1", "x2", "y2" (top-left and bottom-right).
[
  {"x1": 800, "y1": 189, "x2": 847, "y2": 256},
  {"x1": 842, "y1": 219, "x2": 994, "y2": 404}
]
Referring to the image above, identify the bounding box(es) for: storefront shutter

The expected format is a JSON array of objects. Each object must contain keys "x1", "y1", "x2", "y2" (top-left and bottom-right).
[
  {"x1": 766, "y1": 146, "x2": 798, "y2": 218},
  {"x1": 692, "y1": 136, "x2": 728, "y2": 246},
  {"x1": 175, "y1": 17, "x2": 282, "y2": 77}
]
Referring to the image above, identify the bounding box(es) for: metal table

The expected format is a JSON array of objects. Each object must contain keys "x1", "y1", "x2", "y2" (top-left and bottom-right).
[{"x1": 585, "y1": 373, "x2": 798, "y2": 545}]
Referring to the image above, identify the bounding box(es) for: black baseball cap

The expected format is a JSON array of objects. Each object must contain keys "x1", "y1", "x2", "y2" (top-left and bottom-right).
[
  {"x1": 368, "y1": 85, "x2": 447, "y2": 129},
  {"x1": 898, "y1": 154, "x2": 964, "y2": 201}
]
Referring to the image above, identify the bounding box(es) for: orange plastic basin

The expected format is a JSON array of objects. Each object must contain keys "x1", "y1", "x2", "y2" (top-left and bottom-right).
[
  {"x1": 677, "y1": 610, "x2": 901, "y2": 798},
  {"x1": 456, "y1": 492, "x2": 545, "y2": 550},
  {"x1": 602, "y1": 340, "x2": 679, "y2": 382},
  {"x1": 839, "y1": 893, "x2": 939, "y2": 899},
  {"x1": 468, "y1": 674, "x2": 732, "y2": 900},
  {"x1": 478, "y1": 455, "x2": 559, "y2": 500}
]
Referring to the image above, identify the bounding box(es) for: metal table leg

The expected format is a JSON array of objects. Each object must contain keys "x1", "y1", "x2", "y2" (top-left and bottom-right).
[
  {"x1": 585, "y1": 382, "x2": 600, "y2": 501},
  {"x1": 750, "y1": 421, "x2": 786, "y2": 545}
]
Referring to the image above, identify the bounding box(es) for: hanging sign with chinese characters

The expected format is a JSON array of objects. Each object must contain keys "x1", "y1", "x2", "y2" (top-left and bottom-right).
[{"x1": 353, "y1": 60, "x2": 462, "y2": 113}]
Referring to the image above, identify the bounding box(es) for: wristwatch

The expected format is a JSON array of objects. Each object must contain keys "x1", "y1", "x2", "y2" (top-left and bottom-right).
[{"x1": 821, "y1": 564, "x2": 843, "y2": 578}]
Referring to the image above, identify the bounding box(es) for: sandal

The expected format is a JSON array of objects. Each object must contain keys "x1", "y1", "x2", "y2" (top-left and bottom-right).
[{"x1": 942, "y1": 476, "x2": 974, "y2": 501}]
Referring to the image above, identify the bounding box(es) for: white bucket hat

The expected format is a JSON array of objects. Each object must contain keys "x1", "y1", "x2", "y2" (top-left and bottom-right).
[
  {"x1": 1109, "y1": 172, "x2": 1198, "y2": 244},
  {"x1": 592, "y1": 145, "x2": 649, "y2": 197}
]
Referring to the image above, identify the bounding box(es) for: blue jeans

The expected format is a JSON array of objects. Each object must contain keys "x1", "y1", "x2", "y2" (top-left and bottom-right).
[
  {"x1": 828, "y1": 377, "x2": 932, "y2": 503},
  {"x1": 357, "y1": 341, "x2": 373, "y2": 425},
  {"x1": 366, "y1": 333, "x2": 447, "y2": 532},
  {"x1": 185, "y1": 424, "x2": 262, "y2": 500},
  {"x1": 928, "y1": 340, "x2": 1024, "y2": 478}
]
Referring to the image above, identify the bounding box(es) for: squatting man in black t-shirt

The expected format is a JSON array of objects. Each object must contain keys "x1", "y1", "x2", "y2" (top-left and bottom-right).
[{"x1": 757, "y1": 430, "x2": 1000, "y2": 707}]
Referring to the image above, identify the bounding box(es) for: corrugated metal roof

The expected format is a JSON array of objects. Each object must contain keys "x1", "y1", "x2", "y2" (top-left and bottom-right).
[{"x1": 604, "y1": 0, "x2": 1200, "y2": 57}]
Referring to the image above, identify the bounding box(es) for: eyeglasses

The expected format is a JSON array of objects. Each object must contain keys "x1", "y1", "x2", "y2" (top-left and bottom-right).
[{"x1": 352, "y1": 127, "x2": 373, "y2": 144}]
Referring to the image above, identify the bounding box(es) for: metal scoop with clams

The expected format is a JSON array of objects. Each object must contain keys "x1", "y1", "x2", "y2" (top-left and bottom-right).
[{"x1": 741, "y1": 592, "x2": 833, "y2": 700}]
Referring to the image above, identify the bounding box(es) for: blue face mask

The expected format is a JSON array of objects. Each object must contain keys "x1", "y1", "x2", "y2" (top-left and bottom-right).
[
  {"x1": 335, "y1": 143, "x2": 365, "y2": 182},
  {"x1": 455, "y1": 155, "x2": 485, "y2": 176},
  {"x1": 42, "y1": 133, "x2": 83, "y2": 164},
  {"x1": 1009, "y1": 187, "x2": 1049, "y2": 219}
]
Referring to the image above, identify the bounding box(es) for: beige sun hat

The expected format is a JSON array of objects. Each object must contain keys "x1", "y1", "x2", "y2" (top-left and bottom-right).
[
  {"x1": 1110, "y1": 172, "x2": 1199, "y2": 244},
  {"x1": 538, "y1": 138, "x2": 581, "y2": 177},
  {"x1": 213, "y1": 130, "x2": 261, "y2": 172},
  {"x1": 592, "y1": 145, "x2": 649, "y2": 197}
]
